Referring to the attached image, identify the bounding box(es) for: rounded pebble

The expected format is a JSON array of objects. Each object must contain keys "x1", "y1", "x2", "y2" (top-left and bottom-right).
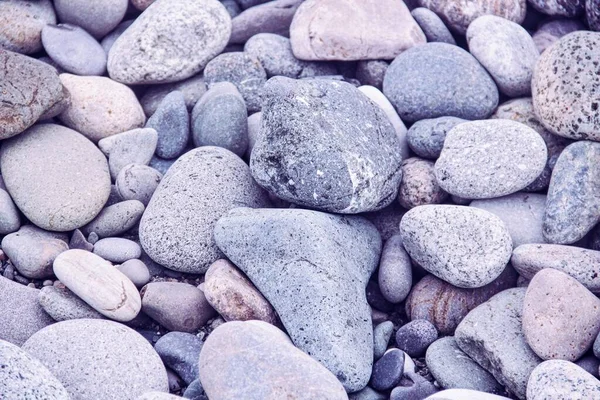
[
  {"x1": 146, "y1": 91, "x2": 190, "y2": 160},
  {"x1": 93, "y1": 237, "x2": 142, "y2": 263},
  {"x1": 54, "y1": 0, "x2": 128, "y2": 39},
  {"x1": 395, "y1": 320, "x2": 438, "y2": 357},
  {"x1": 370, "y1": 349, "x2": 405, "y2": 391},
  {"x1": 116, "y1": 164, "x2": 162, "y2": 206}
]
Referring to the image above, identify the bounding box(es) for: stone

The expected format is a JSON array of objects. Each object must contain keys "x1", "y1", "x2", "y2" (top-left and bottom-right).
[
  {"x1": 356, "y1": 61, "x2": 388, "y2": 89},
  {"x1": 466, "y1": 15, "x2": 539, "y2": 97},
  {"x1": 373, "y1": 321, "x2": 395, "y2": 360},
  {"x1": 58, "y1": 74, "x2": 146, "y2": 142},
  {"x1": 204, "y1": 259, "x2": 277, "y2": 324},
  {"x1": 137, "y1": 393, "x2": 181, "y2": 400},
  {"x1": 23, "y1": 319, "x2": 168, "y2": 399},
  {"x1": 245, "y1": 111, "x2": 262, "y2": 158},
  {"x1": 0, "y1": 123, "x2": 111, "y2": 231},
  {"x1": 363, "y1": 202, "x2": 405, "y2": 241},
  {"x1": 141, "y1": 282, "x2": 216, "y2": 332},
  {"x1": 419, "y1": 0, "x2": 526, "y2": 34},
  {"x1": 93, "y1": 237, "x2": 142, "y2": 263},
  {"x1": 2, "y1": 225, "x2": 68, "y2": 279},
  {"x1": 182, "y1": 379, "x2": 208, "y2": 400},
  {"x1": 155, "y1": 332, "x2": 203, "y2": 385},
  {"x1": 0, "y1": 339, "x2": 69, "y2": 400},
  {"x1": 533, "y1": 19, "x2": 585, "y2": 53},
  {"x1": 146, "y1": 91, "x2": 189, "y2": 160},
  {"x1": 544, "y1": 141, "x2": 600, "y2": 244},
  {"x1": 411, "y1": 7, "x2": 456, "y2": 44},
  {"x1": 149, "y1": 156, "x2": 177, "y2": 176},
  {"x1": 383, "y1": 43, "x2": 498, "y2": 123},
  {"x1": 378, "y1": 234, "x2": 412, "y2": 304},
  {"x1": 406, "y1": 117, "x2": 466, "y2": 160},
  {"x1": 434, "y1": 120, "x2": 547, "y2": 199},
  {"x1": 350, "y1": 387, "x2": 386, "y2": 400},
  {"x1": 199, "y1": 320, "x2": 347, "y2": 399},
  {"x1": 0, "y1": 50, "x2": 67, "y2": 139},
  {"x1": 108, "y1": 0, "x2": 231, "y2": 84},
  {"x1": 116, "y1": 164, "x2": 162, "y2": 206},
  {"x1": 523, "y1": 268, "x2": 600, "y2": 361},
  {"x1": 191, "y1": 82, "x2": 248, "y2": 156},
  {"x1": 398, "y1": 157, "x2": 448, "y2": 209},
  {"x1": 426, "y1": 389, "x2": 511, "y2": 400},
  {"x1": 229, "y1": 0, "x2": 302, "y2": 44},
  {"x1": 0, "y1": 0, "x2": 56, "y2": 54},
  {"x1": 400, "y1": 205, "x2": 513, "y2": 288},
  {"x1": 251, "y1": 76, "x2": 402, "y2": 214},
  {"x1": 0, "y1": 276, "x2": 54, "y2": 346},
  {"x1": 39, "y1": 285, "x2": 104, "y2": 321},
  {"x1": 139, "y1": 147, "x2": 270, "y2": 274},
  {"x1": 395, "y1": 320, "x2": 438, "y2": 357},
  {"x1": 100, "y1": 19, "x2": 134, "y2": 54},
  {"x1": 41, "y1": 24, "x2": 106, "y2": 76},
  {"x1": 98, "y1": 128, "x2": 158, "y2": 179},
  {"x1": 529, "y1": 0, "x2": 584, "y2": 16},
  {"x1": 527, "y1": 360, "x2": 600, "y2": 399},
  {"x1": 371, "y1": 349, "x2": 405, "y2": 391},
  {"x1": 131, "y1": 0, "x2": 155, "y2": 10},
  {"x1": 116, "y1": 259, "x2": 150, "y2": 288},
  {"x1": 54, "y1": 0, "x2": 128, "y2": 39},
  {"x1": 82, "y1": 200, "x2": 145, "y2": 238},
  {"x1": 141, "y1": 75, "x2": 207, "y2": 116},
  {"x1": 0, "y1": 189, "x2": 20, "y2": 234},
  {"x1": 455, "y1": 288, "x2": 542, "y2": 399},
  {"x1": 426, "y1": 337, "x2": 503, "y2": 393},
  {"x1": 588, "y1": 0, "x2": 600, "y2": 31},
  {"x1": 390, "y1": 379, "x2": 438, "y2": 400},
  {"x1": 575, "y1": 355, "x2": 600, "y2": 378},
  {"x1": 53, "y1": 249, "x2": 141, "y2": 322}
]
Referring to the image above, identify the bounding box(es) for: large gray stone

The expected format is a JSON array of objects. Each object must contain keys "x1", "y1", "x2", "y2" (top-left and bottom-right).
[
  {"x1": 0, "y1": 0, "x2": 56, "y2": 54},
  {"x1": 526, "y1": 360, "x2": 600, "y2": 400}
]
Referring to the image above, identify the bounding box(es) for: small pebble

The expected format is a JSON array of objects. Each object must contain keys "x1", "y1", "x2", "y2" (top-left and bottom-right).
[
  {"x1": 155, "y1": 332, "x2": 204, "y2": 385},
  {"x1": 395, "y1": 320, "x2": 439, "y2": 358},
  {"x1": 116, "y1": 259, "x2": 150, "y2": 288},
  {"x1": 115, "y1": 164, "x2": 162, "y2": 206},
  {"x1": 93, "y1": 237, "x2": 142, "y2": 263},
  {"x1": 146, "y1": 91, "x2": 190, "y2": 160},
  {"x1": 373, "y1": 321, "x2": 395, "y2": 360},
  {"x1": 370, "y1": 349, "x2": 405, "y2": 391},
  {"x1": 98, "y1": 128, "x2": 158, "y2": 179}
]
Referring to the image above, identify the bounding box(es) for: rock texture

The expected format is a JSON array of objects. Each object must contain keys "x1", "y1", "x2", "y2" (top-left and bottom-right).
[
  {"x1": 527, "y1": 360, "x2": 600, "y2": 400},
  {"x1": 0, "y1": 0, "x2": 56, "y2": 54}
]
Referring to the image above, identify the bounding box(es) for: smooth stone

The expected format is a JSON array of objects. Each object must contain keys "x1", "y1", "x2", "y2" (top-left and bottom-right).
[
  {"x1": 23, "y1": 319, "x2": 168, "y2": 400},
  {"x1": 108, "y1": 0, "x2": 231, "y2": 84},
  {"x1": 373, "y1": 321, "x2": 395, "y2": 360},
  {"x1": 371, "y1": 349, "x2": 405, "y2": 391},
  {"x1": 0, "y1": 339, "x2": 69, "y2": 399},
  {"x1": 426, "y1": 389, "x2": 511, "y2": 400},
  {"x1": 98, "y1": 128, "x2": 158, "y2": 179},
  {"x1": 245, "y1": 111, "x2": 262, "y2": 158},
  {"x1": 575, "y1": 355, "x2": 600, "y2": 378},
  {"x1": 406, "y1": 117, "x2": 466, "y2": 160},
  {"x1": 182, "y1": 379, "x2": 208, "y2": 400},
  {"x1": 0, "y1": 189, "x2": 19, "y2": 234},
  {"x1": 0, "y1": 0, "x2": 56, "y2": 54},
  {"x1": 395, "y1": 320, "x2": 438, "y2": 357},
  {"x1": 290, "y1": 0, "x2": 425, "y2": 61},
  {"x1": 356, "y1": 61, "x2": 388, "y2": 89},
  {"x1": 527, "y1": 360, "x2": 600, "y2": 399},
  {"x1": 455, "y1": 288, "x2": 542, "y2": 399},
  {"x1": 398, "y1": 157, "x2": 448, "y2": 209},
  {"x1": 155, "y1": 332, "x2": 203, "y2": 385},
  {"x1": 221, "y1": 0, "x2": 241, "y2": 17},
  {"x1": 383, "y1": 43, "x2": 498, "y2": 123},
  {"x1": 0, "y1": 123, "x2": 111, "y2": 231},
  {"x1": 41, "y1": 24, "x2": 106, "y2": 76},
  {"x1": 411, "y1": 8, "x2": 456, "y2": 44},
  {"x1": 229, "y1": 0, "x2": 302, "y2": 44},
  {"x1": 199, "y1": 320, "x2": 348, "y2": 399},
  {"x1": 58, "y1": 74, "x2": 146, "y2": 142},
  {"x1": 466, "y1": 15, "x2": 539, "y2": 97},
  {"x1": 251, "y1": 76, "x2": 402, "y2": 214},
  {"x1": 523, "y1": 269, "x2": 600, "y2": 361},
  {"x1": 203, "y1": 52, "x2": 266, "y2": 112},
  {"x1": 69, "y1": 229, "x2": 93, "y2": 251},
  {"x1": 54, "y1": 0, "x2": 128, "y2": 39},
  {"x1": 191, "y1": 82, "x2": 248, "y2": 156},
  {"x1": 544, "y1": 141, "x2": 600, "y2": 244},
  {"x1": 146, "y1": 91, "x2": 189, "y2": 160},
  {"x1": 93, "y1": 237, "x2": 142, "y2": 263},
  {"x1": 2, "y1": 225, "x2": 68, "y2": 279},
  {"x1": 400, "y1": 205, "x2": 513, "y2": 288},
  {"x1": 141, "y1": 282, "x2": 216, "y2": 332},
  {"x1": 39, "y1": 285, "x2": 104, "y2": 321},
  {"x1": 204, "y1": 259, "x2": 277, "y2": 324},
  {"x1": 0, "y1": 276, "x2": 54, "y2": 346},
  {"x1": 100, "y1": 19, "x2": 134, "y2": 54},
  {"x1": 390, "y1": 379, "x2": 438, "y2": 400},
  {"x1": 529, "y1": 0, "x2": 584, "y2": 16},
  {"x1": 53, "y1": 249, "x2": 141, "y2": 322},
  {"x1": 139, "y1": 147, "x2": 270, "y2": 274},
  {"x1": 434, "y1": 120, "x2": 547, "y2": 199},
  {"x1": 214, "y1": 207, "x2": 381, "y2": 391},
  {"x1": 116, "y1": 164, "x2": 162, "y2": 206},
  {"x1": 0, "y1": 50, "x2": 67, "y2": 139},
  {"x1": 350, "y1": 387, "x2": 386, "y2": 400},
  {"x1": 426, "y1": 337, "x2": 503, "y2": 393},
  {"x1": 82, "y1": 200, "x2": 145, "y2": 238},
  {"x1": 378, "y1": 234, "x2": 412, "y2": 304},
  {"x1": 532, "y1": 19, "x2": 585, "y2": 53},
  {"x1": 141, "y1": 75, "x2": 207, "y2": 116},
  {"x1": 131, "y1": 0, "x2": 155, "y2": 10},
  {"x1": 116, "y1": 259, "x2": 150, "y2": 288},
  {"x1": 470, "y1": 193, "x2": 546, "y2": 247},
  {"x1": 149, "y1": 156, "x2": 177, "y2": 176}
]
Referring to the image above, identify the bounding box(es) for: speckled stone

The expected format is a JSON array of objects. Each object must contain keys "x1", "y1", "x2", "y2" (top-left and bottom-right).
[
  {"x1": 383, "y1": 43, "x2": 498, "y2": 123},
  {"x1": 82, "y1": 200, "x2": 145, "y2": 238},
  {"x1": 411, "y1": 7, "x2": 455, "y2": 44},
  {"x1": 146, "y1": 91, "x2": 190, "y2": 160},
  {"x1": 116, "y1": 164, "x2": 162, "y2": 206},
  {"x1": 527, "y1": 360, "x2": 600, "y2": 399},
  {"x1": 141, "y1": 75, "x2": 207, "y2": 116},
  {"x1": 378, "y1": 234, "x2": 412, "y2": 304},
  {"x1": 370, "y1": 349, "x2": 405, "y2": 391},
  {"x1": 395, "y1": 320, "x2": 438, "y2": 357},
  {"x1": 356, "y1": 61, "x2": 388, "y2": 89},
  {"x1": 373, "y1": 321, "x2": 395, "y2": 360},
  {"x1": 0, "y1": 0, "x2": 56, "y2": 54},
  {"x1": 406, "y1": 117, "x2": 466, "y2": 160},
  {"x1": 39, "y1": 285, "x2": 104, "y2": 322},
  {"x1": 54, "y1": 0, "x2": 128, "y2": 39},
  {"x1": 99, "y1": 129, "x2": 158, "y2": 180},
  {"x1": 529, "y1": 0, "x2": 584, "y2": 16},
  {"x1": 532, "y1": 19, "x2": 585, "y2": 53},
  {"x1": 398, "y1": 157, "x2": 448, "y2": 209}
]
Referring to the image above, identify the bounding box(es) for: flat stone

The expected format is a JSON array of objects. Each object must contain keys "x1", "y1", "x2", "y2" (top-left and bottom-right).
[
  {"x1": 93, "y1": 237, "x2": 142, "y2": 263},
  {"x1": 116, "y1": 164, "x2": 162, "y2": 206},
  {"x1": 155, "y1": 332, "x2": 203, "y2": 385},
  {"x1": 373, "y1": 321, "x2": 395, "y2": 360},
  {"x1": 141, "y1": 75, "x2": 207, "y2": 116},
  {"x1": 527, "y1": 360, "x2": 600, "y2": 399},
  {"x1": 411, "y1": 8, "x2": 455, "y2": 44},
  {"x1": 395, "y1": 320, "x2": 438, "y2": 357},
  {"x1": 406, "y1": 117, "x2": 466, "y2": 160},
  {"x1": 371, "y1": 349, "x2": 405, "y2": 391},
  {"x1": 0, "y1": 123, "x2": 111, "y2": 231},
  {"x1": 0, "y1": 0, "x2": 56, "y2": 54},
  {"x1": 146, "y1": 91, "x2": 189, "y2": 160},
  {"x1": 529, "y1": 0, "x2": 584, "y2": 16},
  {"x1": 98, "y1": 128, "x2": 158, "y2": 179},
  {"x1": 398, "y1": 157, "x2": 448, "y2": 209},
  {"x1": 532, "y1": 19, "x2": 585, "y2": 53},
  {"x1": 356, "y1": 61, "x2": 388, "y2": 89},
  {"x1": 378, "y1": 235, "x2": 412, "y2": 304},
  {"x1": 82, "y1": 200, "x2": 145, "y2": 238},
  {"x1": 116, "y1": 259, "x2": 150, "y2": 288},
  {"x1": 229, "y1": 0, "x2": 302, "y2": 44},
  {"x1": 199, "y1": 320, "x2": 347, "y2": 399},
  {"x1": 54, "y1": 0, "x2": 128, "y2": 39},
  {"x1": 108, "y1": 0, "x2": 231, "y2": 84},
  {"x1": 39, "y1": 285, "x2": 104, "y2": 321}
]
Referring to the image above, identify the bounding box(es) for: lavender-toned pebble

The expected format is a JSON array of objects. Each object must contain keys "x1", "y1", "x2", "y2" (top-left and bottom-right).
[
  {"x1": 411, "y1": 7, "x2": 456, "y2": 44},
  {"x1": 149, "y1": 156, "x2": 177, "y2": 176},
  {"x1": 98, "y1": 128, "x2": 158, "y2": 179},
  {"x1": 82, "y1": 200, "x2": 145, "y2": 238},
  {"x1": 406, "y1": 116, "x2": 466, "y2": 160},
  {"x1": 0, "y1": 0, "x2": 56, "y2": 54},
  {"x1": 39, "y1": 285, "x2": 104, "y2": 321},
  {"x1": 390, "y1": 379, "x2": 438, "y2": 400},
  {"x1": 349, "y1": 387, "x2": 386, "y2": 400},
  {"x1": 69, "y1": 229, "x2": 93, "y2": 251},
  {"x1": 141, "y1": 75, "x2": 207, "y2": 116},
  {"x1": 93, "y1": 237, "x2": 141, "y2": 263},
  {"x1": 155, "y1": 332, "x2": 203, "y2": 385},
  {"x1": 527, "y1": 360, "x2": 600, "y2": 400},
  {"x1": 378, "y1": 235, "x2": 412, "y2": 304},
  {"x1": 532, "y1": 19, "x2": 585, "y2": 53},
  {"x1": 370, "y1": 349, "x2": 405, "y2": 391},
  {"x1": 398, "y1": 157, "x2": 448, "y2": 209},
  {"x1": 54, "y1": 0, "x2": 128, "y2": 39},
  {"x1": 229, "y1": 0, "x2": 303, "y2": 44},
  {"x1": 146, "y1": 91, "x2": 189, "y2": 160},
  {"x1": 529, "y1": 0, "x2": 584, "y2": 16},
  {"x1": 116, "y1": 259, "x2": 150, "y2": 288},
  {"x1": 374, "y1": 321, "x2": 395, "y2": 360},
  {"x1": 395, "y1": 320, "x2": 438, "y2": 357},
  {"x1": 356, "y1": 60, "x2": 388, "y2": 90},
  {"x1": 116, "y1": 164, "x2": 162, "y2": 206}
]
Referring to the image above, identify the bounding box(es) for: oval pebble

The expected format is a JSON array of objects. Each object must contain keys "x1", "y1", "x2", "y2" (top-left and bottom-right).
[
  {"x1": 82, "y1": 200, "x2": 145, "y2": 238},
  {"x1": 370, "y1": 349, "x2": 405, "y2": 391},
  {"x1": 116, "y1": 164, "x2": 162, "y2": 206},
  {"x1": 411, "y1": 7, "x2": 456, "y2": 44},
  {"x1": 395, "y1": 320, "x2": 438, "y2": 357},
  {"x1": 373, "y1": 321, "x2": 395, "y2": 360},
  {"x1": 93, "y1": 237, "x2": 142, "y2": 263},
  {"x1": 116, "y1": 259, "x2": 150, "y2": 288},
  {"x1": 398, "y1": 157, "x2": 448, "y2": 209},
  {"x1": 378, "y1": 234, "x2": 412, "y2": 304},
  {"x1": 54, "y1": 0, "x2": 128, "y2": 39},
  {"x1": 406, "y1": 116, "x2": 466, "y2": 160},
  {"x1": 146, "y1": 91, "x2": 190, "y2": 160}
]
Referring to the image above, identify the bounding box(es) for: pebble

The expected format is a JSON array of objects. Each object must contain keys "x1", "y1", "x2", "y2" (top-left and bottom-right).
[
  {"x1": 0, "y1": 0, "x2": 56, "y2": 54},
  {"x1": 41, "y1": 24, "x2": 107, "y2": 76},
  {"x1": 116, "y1": 259, "x2": 150, "y2": 288},
  {"x1": 575, "y1": 355, "x2": 600, "y2": 378},
  {"x1": 245, "y1": 111, "x2": 262, "y2": 158},
  {"x1": 370, "y1": 349, "x2": 405, "y2": 391},
  {"x1": 146, "y1": 91, "x2": 190, "y2": 160},
  {"x1": 199, "y1": 320, "x2": 347, "y2": 399},
  {"x1": 588, "y1": 1, "x2": 600, "y2": 31},
  {"x1": 398, "y1": 157, "x2": 448, "y2": 209},
  {"x1": 455, "y1": 288, "x2": 542, "y2": 399},
  {"x1": 53, "y1": 249, "x2": 141, "y2": 322},
  {"x1": 350, "y1": 387, "x2": 387, "y2": 400},
  {"x1": 251, "y1": 77, "x2": 402, "y2": 214},
  {"x1": 141, "y1": 282, "x2": 216, "y2": 332},
  {"x1": 0, "y1": 123, "x2": 111, "y2": 231},
  {"x1": 116, "y1": 164, "x2": 162, "y2": 206},
  {"x1": 214, "y1": 207, "x2": 381, "y2": 391},
  {"x1": 390, "y1": 379, "x2": 438, "y2": 400},
  {"x1": 0, "y1": 339, "x2": 69, "y2": 400},
  {"x1": 141, "y1": 75, "x2": 207, "y2": 116},
  {"x1": 54, "y1": 0, "x2": 128, "y2": 39},
  {"x1": 149, "y1": 156, "x2": 178, "y2": 175},
  {"x1": 82, "y1": 200, "x2": 145, "y2": 238},
  {"x1": 411, "y1": 8, "x2": 456, "y2": 44},
  {"x1": 378, "y1": 234, "x2": 412, "y2": 304},
  {"x1": 522, "y1": 268, "x2": 600, "y2": 361},
  {"x1": 229, "y1": 0, "x2": 302, "y2": 44},
  {"x1": 191, "y1": 82, "x2": 248, "y2": 156},
  {"x1": 23, "y1": 319, "x2": 168, "y2": 399},
  {"x1": 108, "y1": 0, "x2": 231, "y2": 84},
  {"x1": 100, "y1": 19, "x2": 134, "y2": 54},
  {"x1": 532, "y1": 19, "x2": 585, "y2": 53},
  {"x1": 204, "y1": 259, "x2": 277, "y2": 324},
  {"x1": 182, "y1": 379, "x2": 208, "y2": 400},
  {"x1": 527, "y1": 360, "x2": 600, "y2": 399},
  {"x1": 427, "y1": 389, "x2": 511, "y2": 400},
  {"x1": 383, "y1": 43, "x2": 498, "y2": 123},
  {"x1": 290, "y1": 0, "x2": 425, "y2": 61},
  {"x1": 131, "y1": 0, "x2": 155, "y2": 10},
  {"x1": 400, "y1": 205, "x2": 513, "y2": 289},
  {"x1": 373, "y1": 321, "x2": 395, "y2": 360},
  {"x1": 529, "y1": 0, "x2": 584, "y2": 16},
  {"x1": 466, "y1": 15, "x2": 539, "y2": 97},
  {"x1": 406, "y1": 117, "x2": 466, "y2": 160},
  {"x1": 93, "y1": 237, "x2": 142, "y2": 263},
  {"x1": 69, "y1": 229, "x2": 93, "y2": 251},
  {"x1": 356, "y1": 60, "x2": 388, "y2": 89},
  {"x1": 58, "y1": 74, "x2": 146, "y2": 142},
  {"x1": 395, "y1": 320, "x2": 438, "y2": 358},
  {"x1": 1, "y1": 225, "x2": 68, "y2": 279},
  {"x1": 98, "y1": 128, "x2": 158, "y2": 179},
  {"x1": 39, "y1": 285, "x2": 104, "y2": 321},
  {"x1": 139, "y1": 147, "x2": 270, "y2": 274},
  {"x1": 155, "y1": 332, "x2": 203, "y2": 385},
  {"x1": 364, "y1": 202, "x2": 405, "y2": 241}
]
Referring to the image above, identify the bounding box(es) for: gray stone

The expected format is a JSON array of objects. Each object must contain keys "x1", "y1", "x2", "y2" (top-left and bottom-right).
[
  {"x1": 100, "y1": 19, "x2": 134, "y2": 54},
  {"x1": 395, "y1": 320, "x2": 438, "y2": 357},
  {"x1": 214, "y1": 207, "x2": 381, "y2": 391},
  {"x1": 398, "y1": 157, "x2": 448, "y2": 209},
  {"x1": 0, "y1": 124, "x2": 111, "y2": 231},
  {"x1": 374, "y1": 321, "x2": 395, "y2": 360},
  {"x1": 23, "y1": 319, "x2": 168, "y2": 400},
  {"x1": 390, "y1": 379, "x2": 438, "y2": 400},
  {"x1": 93, "y1": 237, "x2": 142, "y2": 263},
  {"x1": 39, "y1": 285, "x2": 104, "y2": 321},
  {"x1": 131, "y1": 0, "x2": 155, "y2": 10},
  {"x1": 378, "y1": 234, "x2": 412, "y2": 304},
  {"x1": 0, "y1": 189, "x2": 21, "y2": 234},
  {"x1": 426, "y1": 389, "x2": 511, "y2": 400},
  {"x1": 139, "y1": 147, "x2": 270, "y2": 274},
  {"x1": 182, "y1": 379, "x2": 207, "y2": 400},
  {"x1": 383, "y1": 43, "x2": 498, "y2": 122},
  {"x1": 69, "y1": 229, "x2": 93, "y2": 251},
  {"x1": 149, "y1": 156, "x2": 177, "y2": 176},
  {"x1": 229, "y1": 0, "x2": 302, "y2": 44},
  {"x1": 140, "y1": 75, "x2": 207, "y2": 116},
  {"x1": 434, "y1": 120, "x2": 547, "y2": 199},
  {"x1": 54, "y1": 0, "x2": 128, "y2": 39},
  {"x1": 107, "y1": 0, "x2": 231, "y2": 84},
  {"x1": 251, "y1": 76, "x2": 402, "y2": 214},
  {"x1": 221, "y1": 0, "x2": 241, "y2": 18},
  {"x1": 146, "y1": 91, "x2": 189, "y2": 160},
  {"x1": 98, "y1": 128, "x2": 158, "y2": 179},
  {"x1": 245, "y1": 111, "x2": 262, "y2": 158},
  {"x1": 371, "y1": 349, "x2": 405, "y2": 391},
  {"x1": 116, "y1": 259, "x2": 150, "y2": 288},
  {"x1": 411, "y1": 7, "x2": 456, "y2": 44},
  {"x1": 0, "y1": 0, "x2": 56, "y2": 54},
  {"x1": 350, "y1": 387, "x2": 386, "y2": 400},
  {"x1": 455, "y1": 288, "x2": 542, "y2": 399},
  {"x1": 529, "y1": 0, "x2": 584, "y2": 16},
  {"x1": 155, "y1": 332, "x2": 203, "y2": 385},
  {"x1": 406, "y1": 117, "x2": 466, "y2": 160},
  {"x1": 356, "y1": 61, "x2": 388, "y2": 90},
  {"x1": 575, "y1": 355, "x2": 600, "y2": 378},
  {"x1": 82, "y1": 200, "x2": 145, "y2": 238},
  {"x1": 532, "y1": 19, "x2": 585, "y2": 54},
  {"x1": 116, "y1": 164, "x2": 162, "y2": 206},
  {"x1": 527, "y1": 360, "x2": 600, "y2": 400}
]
